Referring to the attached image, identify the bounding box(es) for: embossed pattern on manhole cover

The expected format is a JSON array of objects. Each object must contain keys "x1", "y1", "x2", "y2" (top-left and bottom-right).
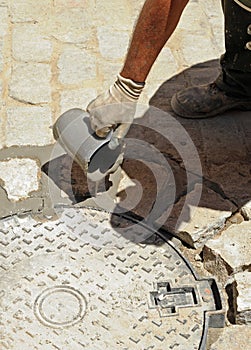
[{"x1": 0, "y1": 207, "x2": 224, "y2": 350}]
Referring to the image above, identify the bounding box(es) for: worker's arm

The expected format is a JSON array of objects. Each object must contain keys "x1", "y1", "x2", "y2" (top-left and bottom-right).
[
  {"x1": 88, "y1": 0, "x2": 189, "y2": 148},
  {"x1": 121, "y1": 0, "x2": 189, "y2": 82}
]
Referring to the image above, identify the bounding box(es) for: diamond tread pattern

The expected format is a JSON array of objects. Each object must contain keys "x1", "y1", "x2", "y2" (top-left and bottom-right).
[{"x1": 0, "y1": 207, "x2": 217, "y2": 350}]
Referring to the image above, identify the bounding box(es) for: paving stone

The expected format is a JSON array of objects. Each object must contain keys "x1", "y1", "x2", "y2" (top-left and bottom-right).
[
  {"x1": 227, "y1": 271, "x2": 251, "y2": 325},
  {"x1": 0, "y1": 81, "x2": 3, "y2": 147},
  {"x1": 54, "y1": 0, "x2": 89, "y2": 7},
  {"x1": 161, "y1": 184, "x2": 236, "y2": 248},
  {"x1": 95, "y1": 0, "x2": 132, "y2": 29},
  {"x1": 58, "y1": 47, "x2": 96, "y2": 85},
  {"x1": 43, "y1": 8, "x2": 95, "y2": 45},
  {"x1": 177, "y1": 2, "x2": 209, "y2": 35},
  {"x1": 207, "y1": 163, "x2": 251, "y2": 208},
  {"x1": 9, "y1": 63, "x2": 51, "y2": 104},
  {"x1": 12, "y1": 24, "x2": 53, "y2": 62},
  {"x1": 97, "y1": 26, "x2": 130, "y2": 60},
  {"x1": 0, "y1": 39, "x2": 3, "y2": 72},
  {"x1": 175, "y1": 1, "x2": 223, "y2": 62},
  {"x1": 60, "y1": 88, "x2": 97, "y2": 113},
  {"x1": 203, "y1": 221, "x2": 251, "y2": 284},
  {"x1": 117, "y1": 158, "x2": 181, "y2": 220},
  {"x1": 0, "y1": 158, "x2": 40, "y2": 201},
  {"x1": 6, "y1": 106, "x2": 53, "y2": 147},
  {"x1": 127, "y1": 104, "x2": 205, "y2": 171},
  {"x1": 206, "y1": 14, "x2": 225, "y2": 53},
  {"x1": 100, "y1": 61, "x2": 125, "y2": 90},
  {"x1": 209, "y1": 325, "x2": 251, "y2": 350},
  {"x1": 144, "y1": 47, "x2": 180, "y2": 103},
  {"x1": 201, "y1": 112, "x2": 248, "y2": 166},
  {"x1": 240, "y1": 113, "x2": 251, "y2": 154},
  {"x1": 241, "y1": 201, "x2": 251, "y2": 220},
  {"x1": 0, "y1": 79, "x2": 2, "y2": 105},
  {"x1": 9, "y1": 0, "x2": 52, "y2": 22},
  {"x1": 147, "y1": 47, "x2": 179, "y2": 94},
  {"x1": 0, "y1": 7, "x2": 8, "y2": 37}
]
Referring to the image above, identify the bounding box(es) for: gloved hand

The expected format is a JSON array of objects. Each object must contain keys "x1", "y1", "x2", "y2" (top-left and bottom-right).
[{"x1": 87, "y1": 74, "x2": 145, "y2": 149}]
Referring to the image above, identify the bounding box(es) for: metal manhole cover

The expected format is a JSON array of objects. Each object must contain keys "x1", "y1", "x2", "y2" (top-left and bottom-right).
[{"x1": 0, "y1": 207, "x2": 224, "y2": 350}]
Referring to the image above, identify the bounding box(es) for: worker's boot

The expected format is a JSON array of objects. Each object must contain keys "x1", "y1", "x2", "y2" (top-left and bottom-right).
[{"x1": 171, "y1": 0, "x2": 251, "y2": 118}]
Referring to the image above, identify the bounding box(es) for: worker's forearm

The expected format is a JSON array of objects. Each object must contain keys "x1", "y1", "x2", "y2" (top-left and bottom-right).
[{"x1": 121, "y1": 0, "x2": 189, "y2": 82}]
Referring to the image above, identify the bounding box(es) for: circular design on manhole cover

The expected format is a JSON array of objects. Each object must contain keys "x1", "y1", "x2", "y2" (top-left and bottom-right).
[{"x1": 34, "y1": 285, "x2": 87, "y2": 328}]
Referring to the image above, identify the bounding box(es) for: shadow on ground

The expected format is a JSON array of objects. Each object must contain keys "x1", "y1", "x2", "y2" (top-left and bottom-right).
[{"x1": 43, "y1": 59, "x2": 251, "y2": 244}]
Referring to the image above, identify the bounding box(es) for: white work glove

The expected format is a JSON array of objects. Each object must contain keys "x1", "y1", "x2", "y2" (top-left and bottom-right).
[{"x1": 87, "y1": 74, "x2": 145, "y2": 149}]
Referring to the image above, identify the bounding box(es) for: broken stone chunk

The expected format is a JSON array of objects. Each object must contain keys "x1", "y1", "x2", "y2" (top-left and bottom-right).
[
  {"x1": 160, "y1": 184, "x2": 236, "y2": 248},
  {"x1": 0, "y1": 158, "x2": 40, "y2": 201},
  {"x1": 210, "y1": 325, "x2": 251, "y2": 350},
  {"x1": 241, "y1": 200, "x2": 251, "y2": 220},
  {"x1": 203, "y1": 221, "x2": 251, "y2": 284},
  {"x1": 226, "y1": 272, "x2": 251, "y2": 325}
]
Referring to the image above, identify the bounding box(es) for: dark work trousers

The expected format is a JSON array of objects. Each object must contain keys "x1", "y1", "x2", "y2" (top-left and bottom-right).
[{"x1": 216, "y1": 0, "x2": 251, "y2": 97}]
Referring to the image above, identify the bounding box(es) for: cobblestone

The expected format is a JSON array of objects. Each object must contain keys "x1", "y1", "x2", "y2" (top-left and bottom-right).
[
  {"x1": 0, "y1": 94, "x2": 4, "y2": 149},
  {"x1": 97, "y1": 26, "x2": 130, "y2": 60},
  {"x1": 58, "y1": 47, "x2": 97, "y2": 85},
  {"x1": 95, "y1": 0, "x2": 132, "y2": 29},
  {"x1": 44, "y1": 8, "x2": 95, "y2": 45},
  {"x1": 0, "y1": 40, "x2": 3, "y2": 72},
  {"x1": 12, "y1": 24, "x2": 53, "y2": 62},
  {"x1": 0, "y1": 80, "x2": 2, "y2": 104},
  {"x1": 6, "y1": 106, "x2": 53, "y2": 147},
  {"x1": 0, "y1": 7, "x2": 8, "y2": 37},
  {"x1": 60, "y1": 88, "x2": 97, "y2": 113},
  {"x1": 9, "y1": 0, "x2": 52, "y2": 23},
  {"x1": 9, "y1": 63, "x2": 51, "y2": 104}
]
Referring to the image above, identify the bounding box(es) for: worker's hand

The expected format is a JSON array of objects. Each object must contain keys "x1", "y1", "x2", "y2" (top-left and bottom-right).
[{"x1": 87, "y1": 74, "x2": 145, "y2": 149}]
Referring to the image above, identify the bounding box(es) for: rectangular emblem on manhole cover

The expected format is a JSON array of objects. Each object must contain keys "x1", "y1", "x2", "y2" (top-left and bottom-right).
[{"x1": 149, "y1": 282, "x2": 199, "y2": 317}]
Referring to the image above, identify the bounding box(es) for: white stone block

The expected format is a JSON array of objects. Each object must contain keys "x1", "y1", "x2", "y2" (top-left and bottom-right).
[
  {"x1": 95, "y1": 0, "x2": 132, "y2": 29},
  {"x1": 204, "y1": 221, "x2": 251, "y2": 283},
  {"x1": 43, "y1": 8, "x2": 95, "y2": 45},
  {"x1": 0, "y1": 158, "x2": 40, "y2": 201},
  {"x1": 235, "y1": 272, "x2": 251, "y2": 318},
  {"x1": 9, "y1": 63, "x2": 51, "y2": 104},
  {"x1": 12, "y1": 24, "x2": 53, "y2": 62},
  {"x1": 0, "y1": 40, "x2": 3, "y2": 72},
  {"x1": 97, "y1": 27, "x2": 129, "y2": 60},
  {"x1": 0, "y1": 7, "x2": 8, "y2": 37},
  {"x1": 241, "y1": 200, "x2": 251, "y2": 220},
  {"x1": 0, "y1": 80, "x2": 5, "y2": 149},
  {"x1": 60, "y1": 88, "x2": 97, "y2": 113},
  {"x1": 9, "y1": 0, "x2": 52, "y2": 22},
  {"x1": 58, "y1": 47, "x2": 96, "y2": 85},
  {"x1": 6, "y1": 106, "x2": 54, "y2": 147}
]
